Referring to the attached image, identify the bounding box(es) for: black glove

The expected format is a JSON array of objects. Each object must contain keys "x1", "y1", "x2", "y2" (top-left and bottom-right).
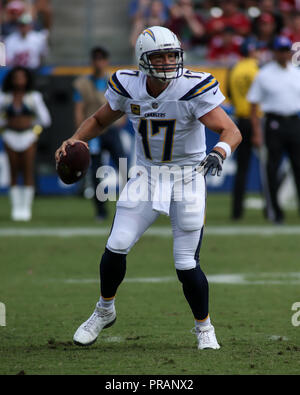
[{"x1": 197, "y1": 149, "x2": 225, "y2": 177}]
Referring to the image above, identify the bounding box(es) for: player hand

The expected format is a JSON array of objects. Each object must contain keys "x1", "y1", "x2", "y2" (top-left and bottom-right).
[
  {"x1": 196, "y1": 149, "x2": 224, "y2": 177},
  {"x1": 55, "y1": 139, "x2": 89, "y2": 162}
]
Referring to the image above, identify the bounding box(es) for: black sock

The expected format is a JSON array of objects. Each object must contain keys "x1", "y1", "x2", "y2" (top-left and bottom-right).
[
  {"x1": 100, "y1": 248, "x2": 127, "y2": 298},
  {"x1": 176, "y1": 265, "x2": 209, "y2": 321}
]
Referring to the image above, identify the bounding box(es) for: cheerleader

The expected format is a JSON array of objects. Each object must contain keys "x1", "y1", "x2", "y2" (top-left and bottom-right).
[{"x1": 0, "y1": 66, "x2": 51, "y2": 221}]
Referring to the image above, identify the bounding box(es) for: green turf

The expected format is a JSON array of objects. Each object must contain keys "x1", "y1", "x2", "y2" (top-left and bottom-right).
[{"x1": 0, "y1": 194, "x2": 299, "y2": 375}]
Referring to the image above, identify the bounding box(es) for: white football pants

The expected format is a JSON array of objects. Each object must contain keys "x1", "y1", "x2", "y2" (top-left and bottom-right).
[{"x1": 106, "y1": 167, "x2": 206, "y2": 271}]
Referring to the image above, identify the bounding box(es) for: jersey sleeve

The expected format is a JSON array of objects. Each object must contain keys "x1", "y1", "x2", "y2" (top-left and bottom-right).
[
  {"x1": 104, "y1": 71, "x2": 132, "y2": 112},
  {"x1": 180, "y1": 74, "x2": 225, "y2": 119},
  {"x1": 247, "y1": 73, "x2": 264, "y2": 104}
]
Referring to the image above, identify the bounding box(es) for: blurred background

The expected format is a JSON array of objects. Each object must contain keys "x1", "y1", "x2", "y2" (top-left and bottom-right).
[
  {"x1": 0, "y1": 0, "x2": 299, "y2": 221},
  {"x1": 2, "y1": 2, "x2": 300, "y2": 376}
]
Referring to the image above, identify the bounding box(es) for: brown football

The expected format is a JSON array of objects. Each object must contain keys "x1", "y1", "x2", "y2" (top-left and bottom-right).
[{"x1": 56, "y1": 142, "x2": 90, "y2": 184}]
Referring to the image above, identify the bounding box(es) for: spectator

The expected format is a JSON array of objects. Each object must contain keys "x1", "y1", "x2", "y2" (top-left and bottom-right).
[
  {"x1": 1, "y1": 1, "x2": 51, "y2": 38},
  {"x1": 206, "y1": 0, "x2": 251, "y2": 38},
  {"x1": 279, "y1": 0, "x2": 299, "y2": 12},
  {"x1": 130, "y1": 0, "x2": 168, "y2": 48},
  {"x1": 31, "y1": 0, "x2": 53, "y2": 31},
  {"x1": 241, "y1": 0, "x2": 259, "y2": 9},
  {"x1": 278, "y1": 0, "x2": 295, "y2": 31},
  {"x1": 73, "y1": 47, "x2": 128, "y2": 221},
  {"x1": 255, "y1": 13, "x2": 277, "y2": 65},
  {"x1": 167, "y1": 0, "x2": 205, "y2": 51},
  {"x1": 194, "y1": 0, "x2": 215, "y2": 20},
  {"x1": 0, "y1": 66, "x2": 51, "y2": 221},
  {"x1": 4, "y1": 13, "x2": 49, "y2": 69},
  {"x1": 0, "y1": 1, "x2": 26, "y2": 38},
  {"x1": 228, "y1": 37, "x2": 263, "y2": 220},
  {"x1": 129, "y1": 0, "x2": 172, "y2": 21},
  {"x1": 251, "y1": 0, "x2": 284, "y2": 36},
  {"x1": 247, "y1": 36, "x2": 300, "y2": 224},
  {"x1": 282, "y1": 12, "x2": 300, "y2": 43},
  {"x1": 147, "y1": 0, "x2": 167, "y2": 25},
  {"x1": 207, "y1": 26, "x2": 243, "y2": 65}
]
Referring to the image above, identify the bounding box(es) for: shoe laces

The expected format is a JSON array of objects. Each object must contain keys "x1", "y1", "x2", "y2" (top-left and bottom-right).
[
  {"x1": 97, "y1": 305, "x2": 115, "y2": 318},
  {"x1": 83, "y1": 312, "x2": 100, "y2": 331},
  {"x1": 191, "y1": 326, "x2": 212, "y2": 344},
  {"x1": 83, "y1": 307, "x2": 113, "y2": 331}
]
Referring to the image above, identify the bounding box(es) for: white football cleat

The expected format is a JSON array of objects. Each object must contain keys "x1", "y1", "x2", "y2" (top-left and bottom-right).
[
  {"x1": 192, "y1": 325, "x2": 221, "y2": 350},
  {"x1": 73, "y1": 303, "x2": 116, "y2": 346}
]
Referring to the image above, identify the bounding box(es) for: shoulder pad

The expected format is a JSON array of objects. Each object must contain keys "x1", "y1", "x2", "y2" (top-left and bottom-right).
[
  {"x1": 179, "y1": 73, "x2": 218, "y2": 101},
  {"x1": 108, "y1": 70, "x2": 140, "y2": 99}
]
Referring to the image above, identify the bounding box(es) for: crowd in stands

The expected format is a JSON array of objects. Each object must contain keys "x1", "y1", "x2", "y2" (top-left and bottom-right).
[
  {"x1": 2, "y1": 0, "x2": 300, "y2": 68},
  {"x1": 129, "y1": 0, "x2": 300, "y2": 66},
  {"x1": 0, "y1": 0, "x2": 52, "y2": 69}
]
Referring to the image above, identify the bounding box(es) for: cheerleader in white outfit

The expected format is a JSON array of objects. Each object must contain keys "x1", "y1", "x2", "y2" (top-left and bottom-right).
[{"x1": 0, "y1": 66, "x2": 51, "y2": 221}]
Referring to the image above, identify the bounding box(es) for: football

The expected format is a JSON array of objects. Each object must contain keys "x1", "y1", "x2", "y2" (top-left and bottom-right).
[{"x1": 56, "y1": 142, "x2": 90, "y2": 184}]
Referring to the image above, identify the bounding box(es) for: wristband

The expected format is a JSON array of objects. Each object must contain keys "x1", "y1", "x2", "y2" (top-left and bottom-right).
[{"x1": 214, "y1": 142, "x2": 231, "y2": 159}]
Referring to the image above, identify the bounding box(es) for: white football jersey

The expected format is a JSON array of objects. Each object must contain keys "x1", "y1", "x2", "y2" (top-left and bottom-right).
[
  {"x1": 104, "y1": 68, "x2": 225, "y2": 167},
  {"x1": 4, "y1": 31, "x2": 48, "y2": 69}
]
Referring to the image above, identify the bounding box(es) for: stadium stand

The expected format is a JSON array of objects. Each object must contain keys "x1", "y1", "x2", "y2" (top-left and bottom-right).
[{"x1": 48, "y1": 0, "x2": 133, "y2": 65}]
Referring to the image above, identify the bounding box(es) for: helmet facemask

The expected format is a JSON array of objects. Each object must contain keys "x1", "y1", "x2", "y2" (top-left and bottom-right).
[{"x1": 139, "y1": 49, "x2": 184, "y2": 82}]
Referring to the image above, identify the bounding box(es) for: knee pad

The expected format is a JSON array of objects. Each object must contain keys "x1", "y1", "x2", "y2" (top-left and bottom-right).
[
  {"x1": 174, "y1": 173, "x2": 206, "y2": 231},
  {"x1": 176, "y1": 205, "x2": 205, "y2": 231},
  {"x1": 173, "y1": 227, "x2": 204, "y2": 270},
  {"x1": 107, "y1": 229, "x2": 135, "y2": 254}
]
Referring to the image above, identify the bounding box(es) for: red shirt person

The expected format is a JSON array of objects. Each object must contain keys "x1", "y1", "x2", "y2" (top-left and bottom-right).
[
  {"x1": 207, "y1": 27, "x2": 243, "y2": 65},
  {"x1": 206, "y1": 0, "x2": 251, "y2": 38}
]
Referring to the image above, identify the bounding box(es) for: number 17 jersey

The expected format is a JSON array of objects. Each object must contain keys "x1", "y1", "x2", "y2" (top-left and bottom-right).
[{"x1": 104, "y1": 68, "x2": 225, "y2": 167}]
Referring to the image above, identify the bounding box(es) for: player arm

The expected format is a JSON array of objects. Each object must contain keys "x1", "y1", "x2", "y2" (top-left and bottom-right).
[
  {"x1": 32, "y1": 92, "x2": 51, "y2": 129},
  {"x1": 196, "y1": 106, "x2": 242, "y2": 176},
  {"x1": 55, "y1": 102, "x2": 124, "y2": 161},
  {"x1": 199, "y1": 106, "x2": 242, "y2": 158}
]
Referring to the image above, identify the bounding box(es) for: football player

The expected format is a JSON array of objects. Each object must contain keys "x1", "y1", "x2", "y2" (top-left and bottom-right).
[{"x1": 55, "y1": 26, "x2": 242, "y2": 350}]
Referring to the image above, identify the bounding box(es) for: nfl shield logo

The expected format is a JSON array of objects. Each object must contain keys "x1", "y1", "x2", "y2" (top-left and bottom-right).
[{"x1": 152, "y1": 102, "x2": 158, "y2": 109}]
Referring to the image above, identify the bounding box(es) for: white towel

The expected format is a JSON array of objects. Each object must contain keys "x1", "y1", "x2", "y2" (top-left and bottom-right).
[
  {"x1": 152, "y1": 170, "x2": 173, "y2": 216},
  {"x1": 151, "y1": 166, "x2": 184, "y2": 216}
]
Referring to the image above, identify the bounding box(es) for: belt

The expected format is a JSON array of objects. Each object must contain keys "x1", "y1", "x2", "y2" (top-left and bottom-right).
[{"x1": 265, "y1": 113, "x2": 300, "y2": 120}]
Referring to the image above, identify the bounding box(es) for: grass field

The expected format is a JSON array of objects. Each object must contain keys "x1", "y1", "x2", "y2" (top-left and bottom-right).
[{"x1": 0, "y1": 193, "x2": 299, "y2": 375}]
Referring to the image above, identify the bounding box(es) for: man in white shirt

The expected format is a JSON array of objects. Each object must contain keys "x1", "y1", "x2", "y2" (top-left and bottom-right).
[
  {"x1": 5, "y1": 13, "x2": 49, "y2": 69},
  {"x1": 248, "y1": 36, "x2": 300, "y2": 224}
]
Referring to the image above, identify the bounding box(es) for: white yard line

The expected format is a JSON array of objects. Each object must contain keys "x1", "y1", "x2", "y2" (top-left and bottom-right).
[
  {"x1": 1, "y1": 225, "x2": 300, "y2": 237},
  {"x1": 62, "y1": 272, "x2": 300, "y2": 285}
]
